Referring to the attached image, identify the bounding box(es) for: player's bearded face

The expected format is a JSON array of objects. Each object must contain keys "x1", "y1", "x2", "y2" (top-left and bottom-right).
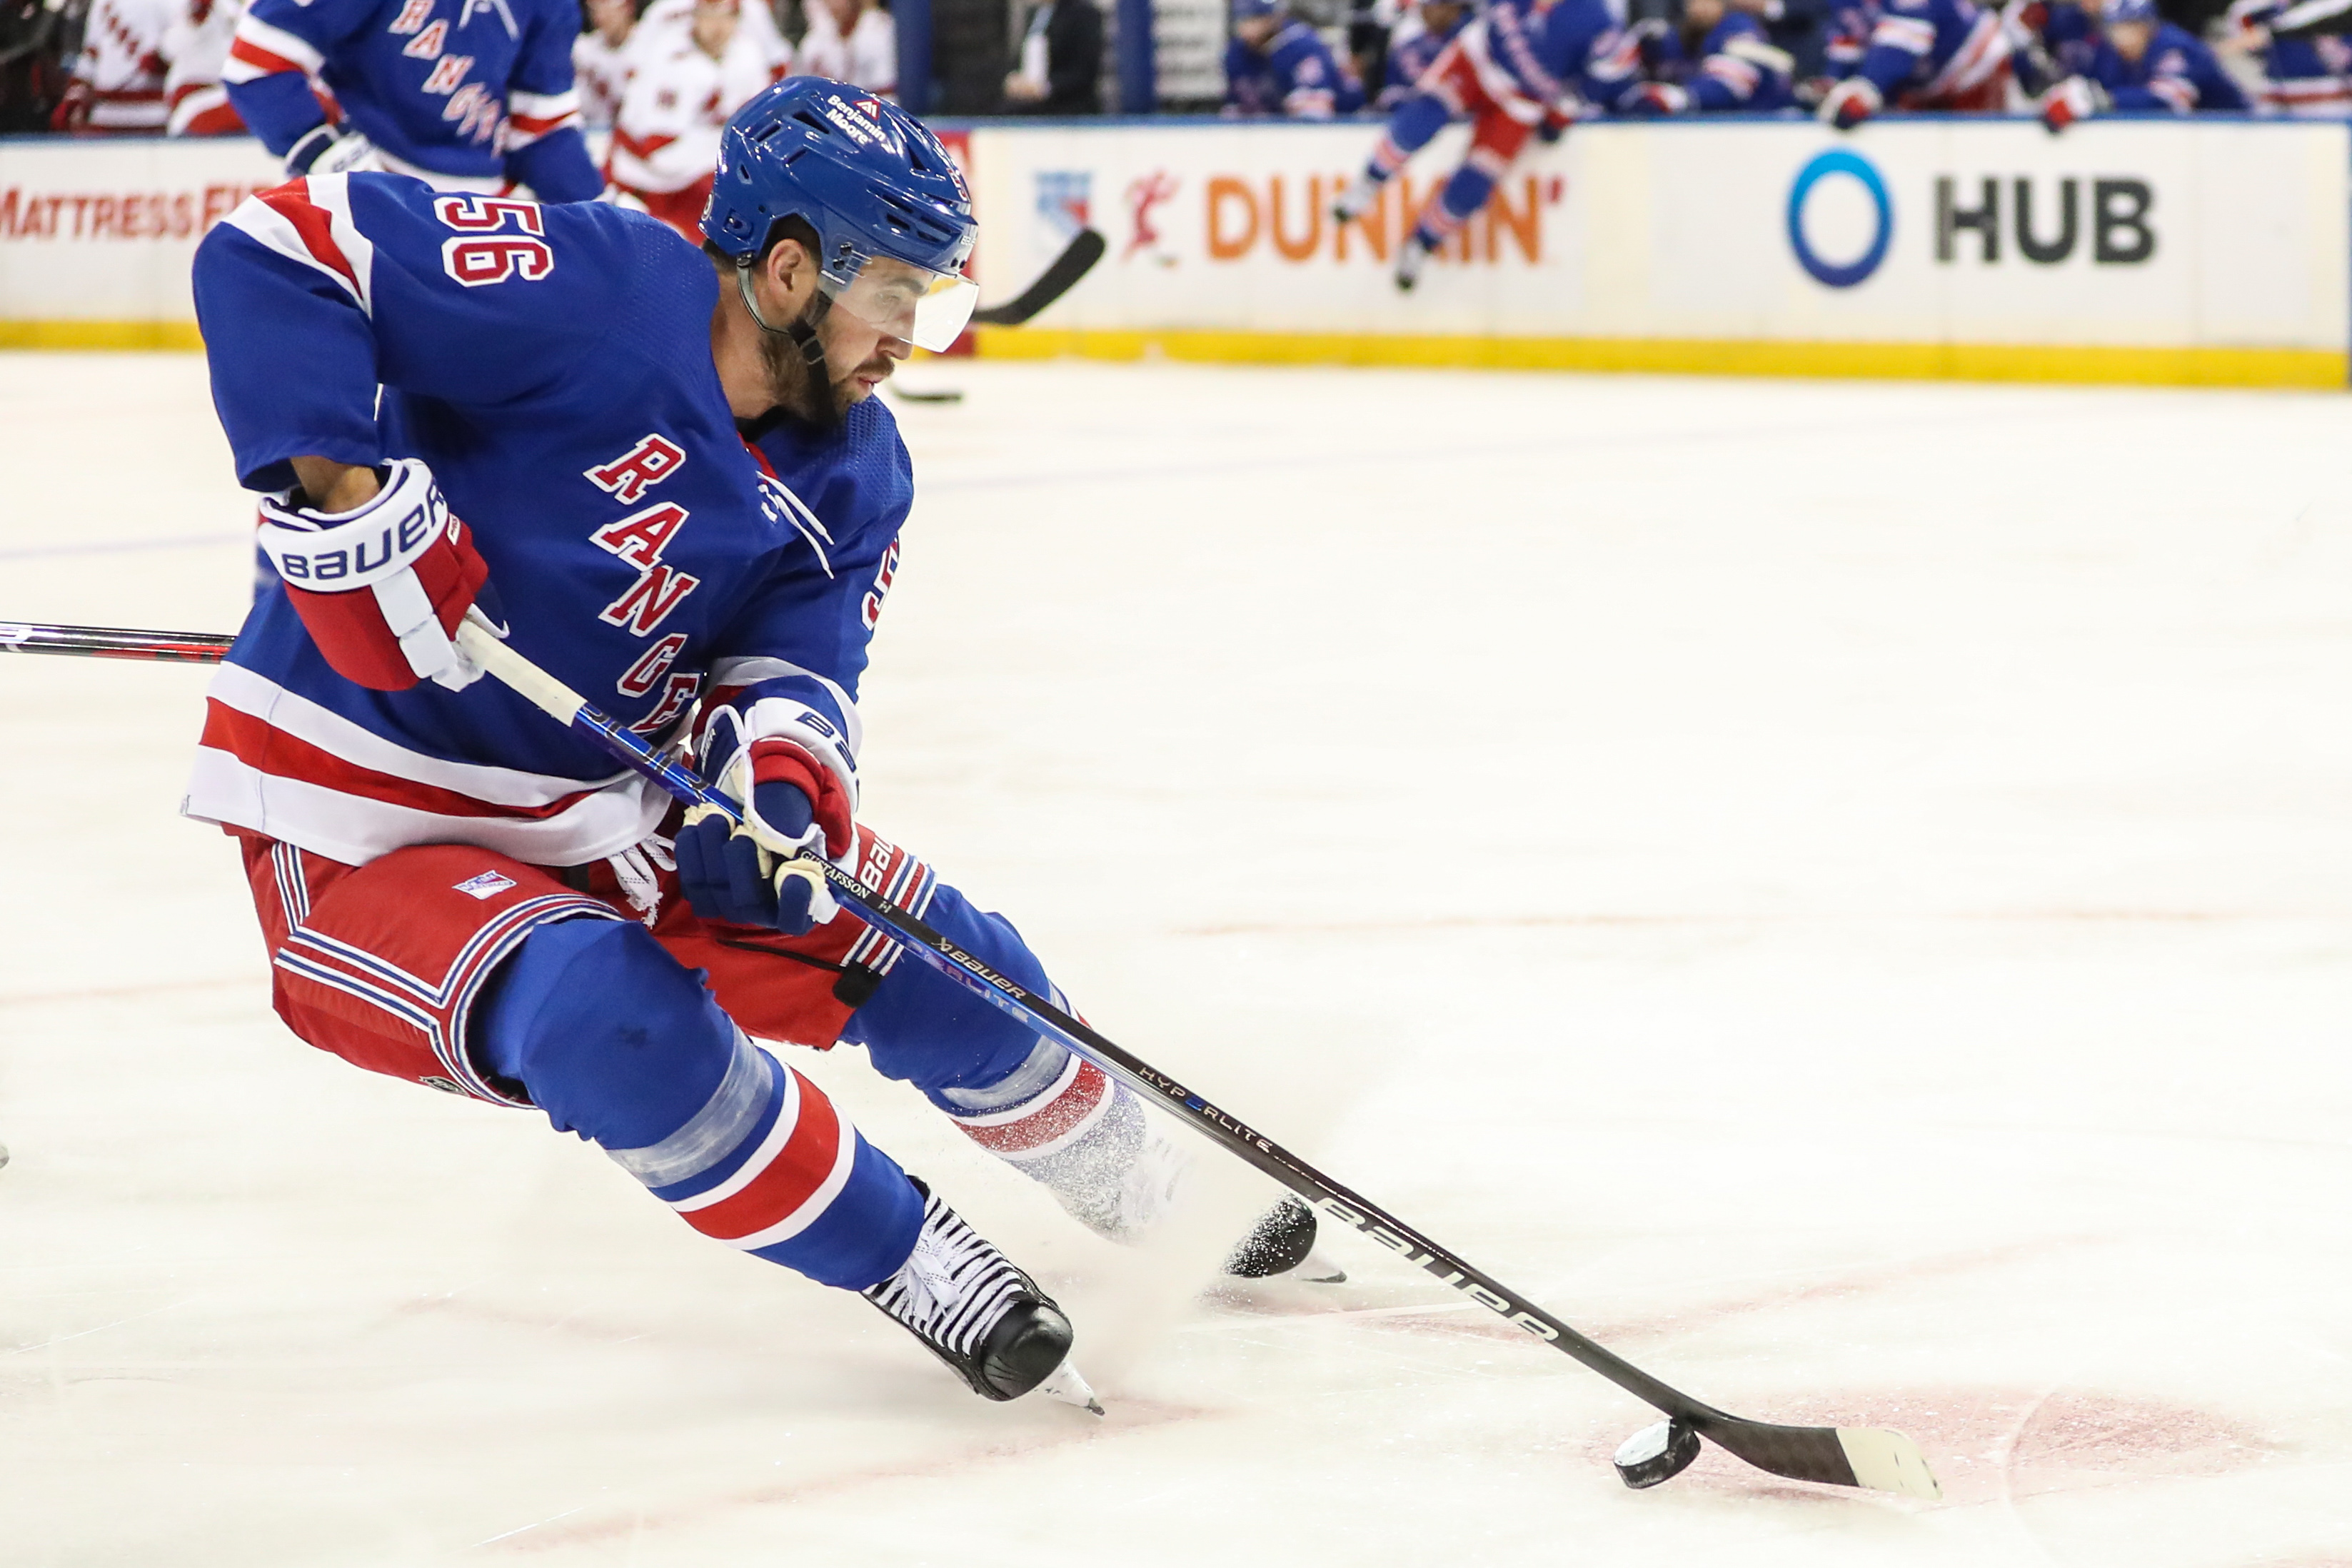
[{"x1": 755, "y1": 303, "x2": 900, "y2": 421}]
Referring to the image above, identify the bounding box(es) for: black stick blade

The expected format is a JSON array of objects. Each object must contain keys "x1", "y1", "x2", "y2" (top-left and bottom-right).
[{"x1": 970, "y1": 228, "x2": 1107, "y2": 327}]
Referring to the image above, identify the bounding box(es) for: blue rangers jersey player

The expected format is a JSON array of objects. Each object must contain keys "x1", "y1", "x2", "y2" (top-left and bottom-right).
[
  {"x1": 1334, "y1": 0, "x2": 1632, "y2": 289},
  {"x1": 223, "y1": 0, "x2": 601, "y2": 198},
  {"x1": 1817, "y1": 0, "x2": 2012, "y2": 126},
  {"x1": 1224, "y1": 0, "x2": 1367, "y2": 116},
  {"x1": 1378, "y1": 0, "x2": 1470, "y2": 108},
  {"x1": 183, "y1": 79, "x2": 1330, "y2": 1412},
  {"x1": 1614, "y1": 0, "x2": 1796, "y2": 111},
  {"x1": 2037, "y1": 0, "x2": 2246, "y2": 126},
  {"x1": 1999, "y1": 0, "x2": 2101, "y2": 96},
  {"x1": 2222, "y1": 0, "x2": 2352, "y2": 114}
]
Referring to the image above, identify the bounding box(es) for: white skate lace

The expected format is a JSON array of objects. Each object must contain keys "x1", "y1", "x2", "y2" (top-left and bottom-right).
[{"x1": 865, "y1": 1191, "x2": 1032, "y2": 1360}]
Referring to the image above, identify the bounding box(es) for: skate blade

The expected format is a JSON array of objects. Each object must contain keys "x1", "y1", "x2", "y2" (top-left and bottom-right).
[{"x1": 1037, "y1": 1358, "x2": 1105, "y2": 1416}]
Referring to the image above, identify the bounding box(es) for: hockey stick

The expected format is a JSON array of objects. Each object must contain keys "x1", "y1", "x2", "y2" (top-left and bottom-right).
[
  {"x1": 968, "y1": 227, "x2": 1106, "y2": 328},
  {"x1": 0, "y1": 621, "x2": 236, "y2": 663},
  {"x1": 1, "y1": 615, "x2": 1942, "y2": 1502},
  {"x1": 885, "y1": 229, "x2": 1107, "y2": 406}
]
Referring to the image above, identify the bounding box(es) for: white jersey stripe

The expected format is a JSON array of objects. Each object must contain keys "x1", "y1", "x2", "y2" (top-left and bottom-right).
[
  {"x1": 185, "y1": 746, "x2": 671, "y2": 868},
  {"x1": 226, "y1": 12, "x2": 326, "y2": 77},
  {"x1": 222, "y1": 196, "x2": 367, "y2": 311}
]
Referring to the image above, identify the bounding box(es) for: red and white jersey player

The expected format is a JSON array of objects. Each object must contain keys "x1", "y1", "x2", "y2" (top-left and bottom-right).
[{"x1": 607, "y1": 0, "x2": 775, "y2": 240}]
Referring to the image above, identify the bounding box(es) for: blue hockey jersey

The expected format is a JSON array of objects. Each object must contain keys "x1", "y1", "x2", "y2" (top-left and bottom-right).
[
  {"x1": 185, "y1": 173, "x2": 907, "y2": 868},
  {"x1": 2225, "y1": 0, "x2": 2351, "y2": 113},
  {"x1": 223, "y1": 0, "x2": 600, "y2": 199},
  {"x1": 1617, "y1": 10, "x2": 1796, "y2": 108},
  {"x1": 1380, "y1": 10, "x2": 1467, "y2": 105},
  {"x1": 1224, "y1": 19, "x2": 1367, "y2": 116},
  {"x1": 2084, "y1": 20, "x2": 2248, "y2": 109},
  {"x1": 1459, "y1": 0, "x2": 1631, "y2": 115},
  {"x1": 1850, "y1": 0, "x2": 2011, "y2": 106}
]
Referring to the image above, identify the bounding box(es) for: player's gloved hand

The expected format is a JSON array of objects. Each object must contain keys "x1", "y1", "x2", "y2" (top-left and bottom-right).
[
  {"x1": 285, "y1": 122, "x2": 383, "y2": 178},
  {"x1": 1816, "y1": 75, "x2": 1881, "y2": 129},
  {"x1": 2039, "y1": 74, "x2": 2107, "y2": 132},
  {"x1": 674, "y1": 712, "x2": 855, "y2": 935},
  {"x1": 1535, "y1": 108, "x2": 1572, "y2": 143},
  {"x1": 255, "y1": 457, "x2": 493, "y2": 692},
  {"x1": 1624, "y1": 81, "x2": 1692, "y2": 114},
  {"x1": 49, "y1": 80, "x2": 91, "y2": 133}
]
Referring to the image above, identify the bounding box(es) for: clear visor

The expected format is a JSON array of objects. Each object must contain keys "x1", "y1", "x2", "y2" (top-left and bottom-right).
[{"x1": 820, "y1": 253, "x2": 978, "y2": 353}]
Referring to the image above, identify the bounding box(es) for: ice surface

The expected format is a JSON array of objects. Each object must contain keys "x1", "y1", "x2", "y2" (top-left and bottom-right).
[{"x1": 4, "y1": 352, "x2": 2352, "y2": 1566}]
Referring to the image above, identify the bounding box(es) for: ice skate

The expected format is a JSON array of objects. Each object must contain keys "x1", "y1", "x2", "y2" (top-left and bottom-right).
[
  {"x1": 1394, "y1": 233, "x2": 1433, "y2": 291},
  {"x1": 1332, "y1": 173, "x2": 1380, "y2": 226},
  {"x1": 1005, "y1": 1095, "x2": 1346, "y2": 1283},
  {"x1": 864, "y1": 1177, "x2": 1096, "y2": 1407}
]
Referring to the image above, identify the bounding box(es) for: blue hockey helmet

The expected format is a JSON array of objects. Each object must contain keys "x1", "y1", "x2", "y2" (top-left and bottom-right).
[
  {"x1": 1232, "y1": 0, "x2": 1280, "y2": 18},
  {"x1": 2103, "y1": 0, "x2": 2158, "y2": 22},
  {"x1": 703, "y1": 77, "x2": 978, "y2": 351}
]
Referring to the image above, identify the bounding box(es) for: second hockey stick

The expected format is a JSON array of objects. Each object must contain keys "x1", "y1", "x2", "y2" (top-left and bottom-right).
[
  {"x1": 968, "y1": 227, "x2": 1106, "y2": 328},
  {"x1": 1, "y1": 615, "x2": 1943, "y2": 1502}
]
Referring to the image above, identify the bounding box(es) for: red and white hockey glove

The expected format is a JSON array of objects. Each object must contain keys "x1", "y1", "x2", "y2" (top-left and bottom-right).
[
  {"x1": 675, "y1": 708, "x2": 856, "y2": 935},
  {"x1": 256, "y1": 458, "x2": 492, "y2": 692},
  {"x1": 1625, "y1": 81, "x2": 1692, "y2": 114},
  {"x1": 1816, "y1": 75, "x2": 1881, "y2": 129},
  {"x1": 49, "y1": 80, "x2": 91, "y2": 133},
  {"x1": 2039, "y1": 75, "x2": 2107, "y2": 133}
]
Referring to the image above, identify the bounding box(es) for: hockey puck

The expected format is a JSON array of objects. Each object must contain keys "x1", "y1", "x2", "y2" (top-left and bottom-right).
[{"x1": 1612, "y1": 1418, "x2": 1701, "y2": 1489}]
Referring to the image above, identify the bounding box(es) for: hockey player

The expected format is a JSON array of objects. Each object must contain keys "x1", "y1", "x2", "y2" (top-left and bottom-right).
[
  {"x1": 574, "y1": 0, "x2": 638, "y2": 129},
  {"x1": 1223, "y1": 0, "x2": 1367, "y2": 116},
  {"x1": 2219, "y1": 0, "x2": 2351, "y2": 114},
  {"x1": 50, "y1": 0, "x2": 172, "y2": 131},
  {"x1": 796, "y1": 0, "x2": 898, "y2": 97},
  {"x1": 222, "y1": 0, "x2": 600, "y2": 199},
  {"x1": 1815, "y1": 0, "x2": 2011, "y2": 126},
  {"x1": 605, "y1": 0, "x2": 771, "y2": 240},
  {"x1": 1332, "y1": 0, "x2": 1631, "y2": 291},
  {"x1": 184, "y1": 79, "x2": 1317, "y2": 1409},
  {"x1": 1613, "y1": 0, "x2": 1796, "y2": 111},
  {"x1": 161, "y1": 0, "x2": 247, "y2": 134},
  {"x1": 1998, "y1": 0, "x2": 2100, "y2": 99},
  {"x1": 635, "y1": 0, "x2": 793, "y2": 80},
  {"x1": 1377, "y1": 0, "x2": 1468, "y2": 109},
  {"x1": 2037, "y1": 0, "x2": 2246, "y2": 124}
]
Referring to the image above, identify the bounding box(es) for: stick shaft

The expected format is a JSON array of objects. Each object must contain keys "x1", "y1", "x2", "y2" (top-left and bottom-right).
[{"x1": 1, "y1": 621, "x2": 236, "y2": 663}]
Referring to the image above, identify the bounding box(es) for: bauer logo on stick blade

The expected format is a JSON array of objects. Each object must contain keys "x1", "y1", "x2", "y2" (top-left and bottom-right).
[{"x1": 1613, "y1": 1419, "x2": 1702, "y2": 1489}]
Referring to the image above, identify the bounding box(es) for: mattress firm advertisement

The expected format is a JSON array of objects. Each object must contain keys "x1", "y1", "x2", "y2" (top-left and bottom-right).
[
  {"x1": 1, "y1": 119, "x2": 2345, "y2": 383},
  {"x1": 0, "y1": 137, "x2": 281, "y2": 345}
]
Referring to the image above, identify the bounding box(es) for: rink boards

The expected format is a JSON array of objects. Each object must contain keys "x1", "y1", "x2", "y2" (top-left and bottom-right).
[
  {"x1": 1, "y1": 117, "x2": 2346, "y2": 386},
  {"x1": 966, "y1": 116, "x2": 2351, "y2": 388}
]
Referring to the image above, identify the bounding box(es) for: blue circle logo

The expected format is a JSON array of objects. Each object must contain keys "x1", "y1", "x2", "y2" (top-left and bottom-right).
[{"x1": 1786, "y1": 150, "x2": 1892, "y2": 289}]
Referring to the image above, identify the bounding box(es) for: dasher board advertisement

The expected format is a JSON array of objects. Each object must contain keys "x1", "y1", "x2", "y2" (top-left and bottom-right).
[{"x1": 964, "y1": 118, "x2": 2351, "y2": 387}]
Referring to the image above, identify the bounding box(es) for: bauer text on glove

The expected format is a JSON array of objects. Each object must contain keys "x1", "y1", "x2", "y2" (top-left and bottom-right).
[{"x1": 255, "y1": 457, "x2": 492, "y2": 693}]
